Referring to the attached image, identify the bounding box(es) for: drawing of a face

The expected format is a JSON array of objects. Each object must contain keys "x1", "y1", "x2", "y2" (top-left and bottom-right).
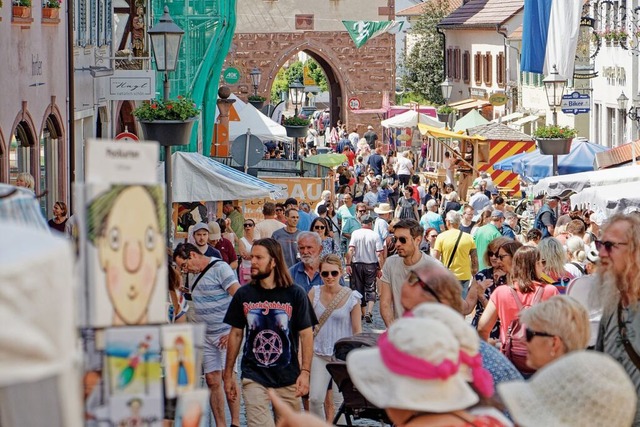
[{"x1": 98, "y1": 187, "x2": 164, "y2": 325}]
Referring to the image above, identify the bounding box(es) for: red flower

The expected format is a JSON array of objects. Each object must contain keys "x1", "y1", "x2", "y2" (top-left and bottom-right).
[
  {"x1": 166, "y1": 104, "x2": 173, "y2": 110},
  {"x1": 151, "y1": 103, "x2": 158, "y2": 109},
  {"x1": 177, "y1": 95, "x2": 183, "y2": 99}
]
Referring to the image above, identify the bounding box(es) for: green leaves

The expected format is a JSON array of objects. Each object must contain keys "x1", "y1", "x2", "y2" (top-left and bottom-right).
[
  {"x1": 283, "y1": 116, "x2": 311, "y2": 126},
  {"x1": 533, "y1": 125, "x2": 578, "y2": 139},
  {"x1": 133, "y1": 96, "x2": 200, "y2": 121}
]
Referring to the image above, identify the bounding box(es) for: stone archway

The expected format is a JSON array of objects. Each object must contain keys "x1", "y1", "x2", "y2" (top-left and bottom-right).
[
  {"x1": 39, "y1": 104, "x2": 67, "y2": 214},
  {"x1": 224, "y1": 30, "x2": 394, "y2": 135},
  {"x1": 10, "y1": 107, "x2": 39, "y2": 189}
]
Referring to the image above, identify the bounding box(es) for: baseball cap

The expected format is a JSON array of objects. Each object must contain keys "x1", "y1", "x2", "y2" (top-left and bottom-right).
[
  {"x1": 192, "y1": 223, "x2": 209, "y2": 234},
  {"x1": 491, "y1": 210, "x2": 504, "y2": 219},
  {"x1": 361, "y1": 214, "x2": 374, "y2": 224},
  {"x1": 207, "y1": 221, "x2": 221, "y2": 240},
  {"x1": 367, "y1": 125, "x2": 374, "y2": 130}
]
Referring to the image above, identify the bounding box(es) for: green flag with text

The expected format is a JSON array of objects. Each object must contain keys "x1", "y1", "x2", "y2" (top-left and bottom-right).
[{"x1": 343, "y1": 20, "x2": 404, "y2": 48}]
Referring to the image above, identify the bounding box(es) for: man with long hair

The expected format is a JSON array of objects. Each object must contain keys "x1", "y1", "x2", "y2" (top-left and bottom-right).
[
  {"x1": 595, "y1": 214, "x2": 640, "y2": 425},
  {"x1": 223, "y1": 238, "x2": 318, "y2": 427}
]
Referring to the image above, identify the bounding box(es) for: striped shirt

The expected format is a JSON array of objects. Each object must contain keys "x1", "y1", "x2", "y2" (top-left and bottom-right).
[{"x1": 191, "y1": 258, "x2": 239, "y2": 338}]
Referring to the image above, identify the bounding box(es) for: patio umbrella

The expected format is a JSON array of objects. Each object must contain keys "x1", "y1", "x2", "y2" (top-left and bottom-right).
[
  {"x1": 303, "y1": 153, "x2": 347, "y2": 167},
  {"x1": 453, "y1": 109, "x2": 489, "y2": 132},
  {"x1": 493, "y1": 151, "x2": 532, "y2": 171},
  {"x1": 521, "y1": 140, "x2": 610, "y2": 182}
]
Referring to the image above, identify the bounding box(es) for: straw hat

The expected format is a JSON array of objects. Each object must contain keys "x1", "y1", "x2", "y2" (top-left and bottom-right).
[
  {"x1": 374, "y1": 203, "x2": 394, "y2": 215},
  {"x1": 346, "y1": 317, "x2": 479, "y2": 413},
  {"x1": 498, "y1": 351, "x2": 636, "y2": 427}
]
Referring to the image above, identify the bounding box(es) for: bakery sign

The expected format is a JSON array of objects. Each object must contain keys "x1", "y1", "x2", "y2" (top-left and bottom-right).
[{"x1": 107, "y1": 70, "x2": 156, "y2": 100}]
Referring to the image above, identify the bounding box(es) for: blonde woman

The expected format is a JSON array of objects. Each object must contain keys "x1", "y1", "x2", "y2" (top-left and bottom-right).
[
  {"x1": 520, "y1": 295, "x2": 590, "y2": 371},
  {"x1": 564, "y1": 236, "x2": 587, "y2": 278},
  {"x1": 307, "y1": 254, "x2": 362, "y2": 421},
  {"x1": 16, "y1": 172, "x2": 35, "y2": 192}
]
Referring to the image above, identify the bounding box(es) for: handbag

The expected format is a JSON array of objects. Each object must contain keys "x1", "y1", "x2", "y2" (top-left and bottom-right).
[{"x1": 313, "y1": 287, "x2": 352, "y2": 338}]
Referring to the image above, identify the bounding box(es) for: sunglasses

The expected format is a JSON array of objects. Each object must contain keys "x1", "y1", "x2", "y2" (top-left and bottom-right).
[
  {"x1": 397, "y1": 236, "x2": 412, "y2": 244},
  {"x1": 314, "y1": 225, "x2": 326, "y2": 230},
  {"x1": 496, "y1": 253, "x2": 510, "y2": 260},
  {"x1": 357, "y1": 210, "x2": 367, "y2": 213},
  {"x1": 525, "y1": 328, "x2": 555, "y2": 342},
  {"x1": 243, "y1": 223, "x2": 254, "y2": 228},
  {"x1": 276, "y1": 208, "x2": 283, "y2": 212},
  {"x1": 321, "y1": 270, "x2": 340, "y2": 278},
  {"x1": 407, "y1": 273, "x2": 441, "y2": 303},
  {"x1": 595, "y1": 239, "x2": 629, "y2": 254}
]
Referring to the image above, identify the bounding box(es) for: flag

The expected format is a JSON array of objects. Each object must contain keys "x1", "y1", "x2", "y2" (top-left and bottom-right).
[
  {"x1": 521, "y1": 0, "x2": 582, "y2": 80},
  {"x1": 343, "y1": 20, "x2": 404, "y2": 48}
]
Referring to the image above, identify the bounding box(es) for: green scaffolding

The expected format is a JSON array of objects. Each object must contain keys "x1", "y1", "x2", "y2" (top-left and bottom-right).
[{"x1": 152, "y1": 0, "x2": 236, "y2": 154}]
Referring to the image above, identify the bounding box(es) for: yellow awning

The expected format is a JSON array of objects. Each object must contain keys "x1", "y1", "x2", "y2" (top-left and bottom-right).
[{"x1": 418, "y1": 123, "x2": 487, "y2": 141}]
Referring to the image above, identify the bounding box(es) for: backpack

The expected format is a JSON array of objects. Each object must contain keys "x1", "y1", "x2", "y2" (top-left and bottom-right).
[{"x1": 500, "y1": 285, "x2": 544, "y2": 376}]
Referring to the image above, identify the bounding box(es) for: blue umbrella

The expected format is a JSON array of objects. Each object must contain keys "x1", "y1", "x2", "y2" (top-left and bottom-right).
[
  {"x1": 512, "y1": 150, "x2": 545, "y2": 175},
  {"x1": 523, "y1": 140, "x2": 610, "y2": 182},
  {"x1": 493, "y1": 151, "x2": 533, "y2": 171}
]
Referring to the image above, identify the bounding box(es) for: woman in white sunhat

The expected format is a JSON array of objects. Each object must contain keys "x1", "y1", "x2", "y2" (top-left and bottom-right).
[{"x1": 498, "y1": 351, "x2": 636, "y2": 427}]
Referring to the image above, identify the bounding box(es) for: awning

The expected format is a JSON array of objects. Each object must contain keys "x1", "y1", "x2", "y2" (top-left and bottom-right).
[
  {"x1": 381, "y1": 110, "x2": 443, "y2": 129},
  {"x1": 509, "y1": 115, "x2": 542, "y2": 127},
  {"x1": 452, "y1": 99, "x2": 490, "y2": 111},
  {"x1": 417, "y1": 123, "x2": 487, "y2": 140},
  {"x1": 594, "y1": 140, "x2": 640, "y2": 169},
  {"x1": 570, "y1": 181, "x2": 640, "y2": 216},
  {"x1": 491, "y1": 112, "x2": 524, "y2": 123},
  {"x1": 533, "y1": 165, "x2": 640, "y2": 198}
]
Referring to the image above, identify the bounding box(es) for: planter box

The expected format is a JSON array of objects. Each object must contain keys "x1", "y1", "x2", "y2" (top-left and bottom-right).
[
  {"x1": 248, "y1": 100, "x2": 265, "y2": 110},
  {"x1": 12, "y1": 5, "x2": 31, "y2": 18},
  {"x1": 42, "y1": 7, "x2": 59, "y2": 18},
  {"x1": 284, "y1": 125, "x2": 308, "y2": 138},
  {"x1": 139, "y1": 119, "x2": 195, "y2": 146},
  {"x1": 537, "y1": 137, "x2": 573, "y2": 156}
]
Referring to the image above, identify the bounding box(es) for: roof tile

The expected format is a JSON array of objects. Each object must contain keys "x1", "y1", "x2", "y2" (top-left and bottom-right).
[
  {"x1": 439, "y1": 0, "x2": 524, "y2": 27},
  {"x1": 467, "y1": 122, "x2": 534, "y2": 141},
  {"x1": 397, "y1": 0, "x2": 463, "y2": 17}
]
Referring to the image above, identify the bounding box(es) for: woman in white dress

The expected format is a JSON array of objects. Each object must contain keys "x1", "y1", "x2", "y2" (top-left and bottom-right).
[{"x1": 237, "y1": 219, "x2": 255, "y2": 285}]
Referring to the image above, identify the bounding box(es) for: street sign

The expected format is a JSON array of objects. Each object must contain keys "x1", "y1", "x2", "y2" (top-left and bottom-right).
[
  {"x1": 115, "y1": 130, "x2": 139, "y2": 141},
  {"x1": 561, "y1": 91, "x2": 590, "y2": 115},
  {"x1": 348, "y1": 97, "x2": 361, "y2": 111},
  {"x1": 223, "y1": 67, "x2": 241, "y2": 84},
  {"x1": 231, "y1": 132, "x2": 263, "y2": 170},
  {"x1": 489, "y1": 92, "x2": 508, "y2": 106}
]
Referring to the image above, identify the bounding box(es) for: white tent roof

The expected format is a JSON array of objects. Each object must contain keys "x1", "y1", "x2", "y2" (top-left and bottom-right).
[
  {"x1": 157, "y1": 152, "x2": 285, "y2": 202},
  {"x1": 532, "y1": 166, "x2": 640, "y2": 198},
  {"x1": 381, "y1": 110, "x2": 444, "y2": 129},
  {"x1": 570, "y1": 181, "x2": 640, "y2": 216},
  {"x1": 221, "y1": 94, "x2": 292, "y2": 143}
]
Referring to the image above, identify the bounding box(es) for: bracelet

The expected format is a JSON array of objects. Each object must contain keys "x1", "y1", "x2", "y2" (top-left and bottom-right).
[{"x1": 301, "y1": 368, "x2": 310, "y2": 374}]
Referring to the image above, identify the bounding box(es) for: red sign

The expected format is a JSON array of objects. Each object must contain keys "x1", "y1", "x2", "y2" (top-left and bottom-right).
[
  {"x1": 348, "y1": 97, "x2": 361, "y2": 111},
  {"x1": 115, "y1": 131, "x2": 139, "y2": 141}
]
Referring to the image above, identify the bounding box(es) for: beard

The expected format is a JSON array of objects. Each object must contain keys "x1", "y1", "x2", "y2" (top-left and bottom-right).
[
  {"x1": 251, "y1": 264, "x2": 273, "y2": 281},
  {"x1": 300, "y1": 254, "x2": 318, "y2": 266},
  {"x1": 596, "y1": 268, "x2": 624, "y2": 312}
]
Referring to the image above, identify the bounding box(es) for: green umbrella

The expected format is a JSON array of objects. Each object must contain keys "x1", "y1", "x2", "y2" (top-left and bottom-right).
[
  {"x1": 303, "y1": 153, "x2": 348, "y2": 167},
  {"x1": 453, "y1": 109, "x2": 489, "y2": 132}
]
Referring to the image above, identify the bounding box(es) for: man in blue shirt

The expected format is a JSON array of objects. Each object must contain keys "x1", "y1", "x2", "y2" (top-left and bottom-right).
[
  {"x1": 289, "y1": 232, "x2": 346, "y2": 293},
  {"x1": 286, "y1": 197, "x2": 311, "y2": 231}
]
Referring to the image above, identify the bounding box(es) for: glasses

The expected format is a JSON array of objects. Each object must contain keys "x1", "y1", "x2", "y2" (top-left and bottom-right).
[
  {"x1": 314, "y1": 225, "x2": 326, "y2": 230},
  {"x1": 496, "y1": 253, "x2": 510, "y2": 261},
  {"x1": 487, "y1": 251, "x2": 497, "y2": 258},
  {"x1": 595, "y1": 239, "x2": 629, "y2": 254},
  {"x1": 357, "y1": 210, "x2": 367, "y2": 213},
  {"x1": 276, "y1": 208, "x2": 283, "y2": 212},
  {"x1": 321, "y1": 270, "x2": 340, "y2": 278},
  {"x1": 407, "y1": 273, "x2": 441, "y2": 303},
  {"x1": 525, "y1": 328, "x2": 555, "y2": 342},
  {"x1": 243, "y1": 223, "x2": 254, "y2": 228},
  {"x1": 397, "y1": 236, "x2": 412, "y2": 244}
]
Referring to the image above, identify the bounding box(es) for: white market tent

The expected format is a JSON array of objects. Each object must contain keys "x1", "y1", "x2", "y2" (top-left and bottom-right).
[
  {"x1": 221, "y1": 94, "x2": 292, "y2": 143},
  {"x1": 158, "y1": 152, "x2": 285, "y2": 202},
  {"x1": 532, "y1": 166, "x2": 640, "y2": 198},
  {"x1": 570, "y1": 181, "x2": 640, "y2": 216},
  {"x1": 381, "y1": 110, "x2": 444, "y2": 129}
]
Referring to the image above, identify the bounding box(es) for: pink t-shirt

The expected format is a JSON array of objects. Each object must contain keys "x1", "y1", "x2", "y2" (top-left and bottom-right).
[{"x1": 490, "y1": 283, "x2": 559, "y2": 342}]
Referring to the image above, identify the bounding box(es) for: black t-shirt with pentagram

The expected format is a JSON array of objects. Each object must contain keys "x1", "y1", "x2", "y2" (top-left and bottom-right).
[{"x1": 224, "y1": 283, "x2": 318, "y2": 388}]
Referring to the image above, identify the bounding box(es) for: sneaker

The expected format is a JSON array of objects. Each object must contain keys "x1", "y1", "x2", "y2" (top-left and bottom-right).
[{"x1": 364, "y1": 313, "x2": 373, "y2": 324}]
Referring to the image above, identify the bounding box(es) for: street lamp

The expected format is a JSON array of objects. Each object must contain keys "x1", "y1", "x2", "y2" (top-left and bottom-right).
[
  {"x1": 249, "y1": 67, "x2": 262, "y2": 97},
  {"x1": 618, "y1": 91, "x2": 639, "y2": 166},
  {"x1": 288, "y1": 80, "x2": 304, "y2": 116},
  {"x1": 440, "y1": 77, "x2": 453, "y2": 104},
  {"x1": 148, "y1": 6, "x2": 184, "y2": 245},
  {"x1": 542, "y1": 64, "x2": 567, "y2": 176}
]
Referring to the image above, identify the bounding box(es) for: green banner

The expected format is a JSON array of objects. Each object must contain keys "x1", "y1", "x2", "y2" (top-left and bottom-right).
[{"x1": 342, "y1": 20, "x2": 403, "y2": 48}]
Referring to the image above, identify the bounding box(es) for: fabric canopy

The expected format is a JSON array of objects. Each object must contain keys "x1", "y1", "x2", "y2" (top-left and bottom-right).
[
  {"x1": 453, "y1": 109, "x2": 489, "y2": 132},
  {"x1": 157, "y1": 152, "x2": 285, "y2": 202},
  {"x1": 533, "y1": 165, "x2": 640, "y2": 198},
  {"x1": 222, "y1": 94, "x2": 292, "y2": 143},
  {"x1": 493, "y1": 151, "x2": 531, "y2": 171},
  {"x1": 0, "y1": 184, "x2": 49, "y2": 231},
  {"x1": 570, "y1": 181, "x2": 640, "y2": 216},
  {"x1": 519, "y1": 140, "x2": 609, "y2": 182},
  {"x1": 417, "y1": 123, "x2": 487, "y2": 140},
  {"x1": 381, "y1": 110, "x2": 443, "y2": 129},
  {"x1": 303, "y1": 153, "x2": 347, "y2": 167}
]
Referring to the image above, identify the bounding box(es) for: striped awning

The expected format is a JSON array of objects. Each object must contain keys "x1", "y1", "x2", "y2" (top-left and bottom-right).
[
  {"x1": 158, "y1": 152, "x2": 286, "y2": 202},
  {"x1": 417, "y1": 123, "x2": 487, "y2": 140}
]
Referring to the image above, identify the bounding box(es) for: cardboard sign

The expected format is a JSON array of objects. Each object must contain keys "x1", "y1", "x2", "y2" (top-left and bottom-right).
[
  {"x1": 85, "y1": 139, "x2": 159, "y2": 185},
  {"x1": 243, "y1": 177, "x2": 327, "y2": 221}
]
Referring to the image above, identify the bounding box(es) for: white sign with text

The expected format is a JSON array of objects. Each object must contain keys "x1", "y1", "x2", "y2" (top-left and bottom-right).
[
  {"x1": 85, "y1": 138, "x2": 159, "y2": 184},
  {"x1": 107, "y1": 70, "x2": 156, "y2": 100}
]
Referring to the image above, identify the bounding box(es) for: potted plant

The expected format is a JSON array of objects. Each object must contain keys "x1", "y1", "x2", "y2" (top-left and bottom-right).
[
  {"x1": 13, "y1": 0, "x2": 31, "y2": 18},
  {"x1": 437, "y1": 105, "x2": 455, "y2": 123},
  {"x1": 133, "y1": 96, "x2": 200, "y2": 146},
  {"x1": 282, "y1": 115, "x2": 310, "y2": 138},
  {"x1": 247, "y1": 94, "x2": 266, "y2": 110},
  {"x1": 42, "y1": 0, "x2": 60, "y2": 18},
  {"x1": 533, "y1": 124, "x2": 578, "y2": 155}
]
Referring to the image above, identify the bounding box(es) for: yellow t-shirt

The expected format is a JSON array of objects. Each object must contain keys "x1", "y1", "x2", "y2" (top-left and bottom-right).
[{"x1": 434, "y1": 229, "x2": 476, "y2": 280}]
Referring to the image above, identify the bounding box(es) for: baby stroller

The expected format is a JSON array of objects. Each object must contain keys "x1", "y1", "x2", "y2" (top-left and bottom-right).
[{"x1": 325, "y1": 332, "x2": 391, "y2": 426}]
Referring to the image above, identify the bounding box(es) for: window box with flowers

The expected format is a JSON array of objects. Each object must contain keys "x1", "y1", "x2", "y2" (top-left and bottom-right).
[
  {"x1": 600, "y1": 29, "x2": 628, "y2": 46},
  {"x1": 533, "y1": 124, "x2": 578, "y2": 155},
  {"x1": 133, "y1": 96, "x2": 200, "y2": 147},
  {"x1": 42, "y1": 0, "x2": 60, "y2": 20},
  {"x1": 12, "y1": 0, "x2": 32, "y2": 20}
]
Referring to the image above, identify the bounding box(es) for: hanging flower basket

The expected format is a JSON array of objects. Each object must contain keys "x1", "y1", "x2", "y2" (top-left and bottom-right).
[
  {"x1": 536, "y1": 138, "x2": 573, "y2": 155},
  {"x1": 138, "y1": 119, "x2": 195, "y2": 147},
  {"x1": 284, "y1": 125, "x2": 308, "y2": 138},
  {"x1": 248, "y1": 100, "x2": 265, "y2": 110}
]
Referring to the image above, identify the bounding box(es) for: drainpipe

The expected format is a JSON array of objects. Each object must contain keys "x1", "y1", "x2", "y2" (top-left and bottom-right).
[
  {"x1": 437, "y1": 26, "x2": 446, "y2": 101},
  {"x1": 496, "y1": 24, "x2": 521, "y2": 114},
  {"x1": 66, "y1": 0, "x2": 75, "y2": 211}
]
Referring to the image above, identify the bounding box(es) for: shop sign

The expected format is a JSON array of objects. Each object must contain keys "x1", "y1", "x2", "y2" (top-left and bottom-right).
[
  {"x1": 223, "y1": 67, "x2": 241, "y2": 84},
  {"x1": 107, "y1": 70, "x2": 155, "y2": 100},
  {"x1": 243, "y1": 177, "x2": 327, "y2": 221},
  {"x1": 561, "y1": 92, "x2": 590, "y2": 115}
]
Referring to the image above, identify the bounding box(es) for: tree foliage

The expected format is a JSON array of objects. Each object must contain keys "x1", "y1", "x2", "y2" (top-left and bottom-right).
[
  {"x1": 307, "y1": 59, "x2": 328, "y2": 92},
  {"x1": 400, "y1": 0, "x2": 450, "y2": 105},
  {"x1": 270, "y1": 58, "x2": 328, "y2": 101}
]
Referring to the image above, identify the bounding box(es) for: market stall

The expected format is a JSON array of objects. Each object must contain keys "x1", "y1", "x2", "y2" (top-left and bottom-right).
[
  {"x1": 533, "y1": 165, "x2": 640, "y2": 198},
  {"x1": 570, "y1": 181, "x2": 640, "y2": 216}
]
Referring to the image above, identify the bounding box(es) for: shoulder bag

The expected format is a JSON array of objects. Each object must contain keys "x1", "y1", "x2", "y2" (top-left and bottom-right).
[
  {"x1": 446, "y1": 230, "x2": 464, "y2": 269},
  {"x1": 184, "y1": 259, "x2": 222, "y2": 300},
  {"x1": 313, "y1": 286, "x2": 352, "y2": 338},
  {"x1": 617, "y1": 303, "x2": 640, "y2": 370}
]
